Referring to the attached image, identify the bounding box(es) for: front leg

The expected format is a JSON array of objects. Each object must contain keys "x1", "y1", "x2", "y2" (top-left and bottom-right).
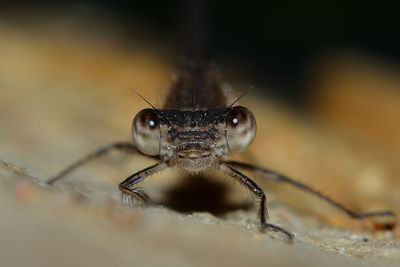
[
  {"x1": 219, "y1": 163, "x2": 294, "y2": 241},
  {"x1": 119, "y1": 163, "x2": 167, "y2": 204}
]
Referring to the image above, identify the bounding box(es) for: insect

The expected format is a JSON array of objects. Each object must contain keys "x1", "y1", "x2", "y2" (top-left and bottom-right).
[{"x1": 47, "y1": 62, "x2": 395, "y2": 241}]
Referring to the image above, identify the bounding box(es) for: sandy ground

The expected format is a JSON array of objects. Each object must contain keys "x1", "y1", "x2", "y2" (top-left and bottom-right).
[{"x1": 0, "y1": 15, "x2": 400, "y2": 267}]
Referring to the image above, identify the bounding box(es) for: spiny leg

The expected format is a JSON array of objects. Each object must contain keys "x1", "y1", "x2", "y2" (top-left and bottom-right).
[
  {"x1": 119, "y1": 162, "x2": 167, "y2": 205},
  {"x1": 219, "y1": 163, "x2": 294, "y2": 241},
  {"x1": 47, "y1": 142, "x2": 158, "y2": 185},
  {"x1": 226, "y1": 161, "x2": 395, "y2": 220}
]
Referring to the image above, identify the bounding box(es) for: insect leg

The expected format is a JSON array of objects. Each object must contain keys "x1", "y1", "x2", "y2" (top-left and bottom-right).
[
  {"x1": 225, "y1": 160, "x2": 395, "y2": 220},
  {"x1": 220, "y1": 163, "x2": 294, "y2": 241},
  {"x1": 47, "y1": 142, "x2": 158, "y2": 185},
  {"x1": 119, "y1": 162, "x2": 167, "y2": 204}
]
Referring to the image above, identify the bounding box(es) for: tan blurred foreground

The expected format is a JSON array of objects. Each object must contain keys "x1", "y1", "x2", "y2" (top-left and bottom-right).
[{"x1": 0, "y1": 15, "x2": 400, "y2": 267}]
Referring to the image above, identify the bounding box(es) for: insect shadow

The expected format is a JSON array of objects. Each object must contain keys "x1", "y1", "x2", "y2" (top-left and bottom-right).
[{"x1": 160, "y1": 174, "x2": 253, "y2": 216}]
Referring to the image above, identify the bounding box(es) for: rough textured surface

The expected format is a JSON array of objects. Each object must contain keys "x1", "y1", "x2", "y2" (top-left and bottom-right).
[{"x1": 0, "y1": 15, "x2": 399, "y2": 267}]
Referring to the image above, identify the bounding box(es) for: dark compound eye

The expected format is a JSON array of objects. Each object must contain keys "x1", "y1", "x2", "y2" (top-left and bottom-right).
[
  {"x1": 132, "y1": 109, "x2": 161, "y2": 155},
  {"x1": 138, "y1": 109, "x2": 159, "y2": 129},
  {"x1": 225, "y1": 106, "x2": 256, "y2": 153},
  {"x1": 227, "y1": 106, "x2": 248, "y2": 127}
]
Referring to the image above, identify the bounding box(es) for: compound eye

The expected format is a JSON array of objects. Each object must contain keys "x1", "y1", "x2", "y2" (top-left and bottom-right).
[
  {"x1": 132, "y1": 109, "x2": 160, "y2": 155},
  {"x1": 226, "y1": 106, "x2": 256, "y2": 153}
]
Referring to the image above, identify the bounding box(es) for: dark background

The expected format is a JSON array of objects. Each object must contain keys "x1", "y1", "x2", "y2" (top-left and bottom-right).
[{"x1": 1, "y1": 0, "x2": 399, "y2": 105}]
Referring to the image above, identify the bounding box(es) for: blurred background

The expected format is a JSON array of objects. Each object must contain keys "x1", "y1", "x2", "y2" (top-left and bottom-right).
[
  {"x1": 1, "y1": 0, "x2": 400, "y2": 101},
  {"x1": 0, "y1": 1, "x2": 400, "y2": 266}
]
